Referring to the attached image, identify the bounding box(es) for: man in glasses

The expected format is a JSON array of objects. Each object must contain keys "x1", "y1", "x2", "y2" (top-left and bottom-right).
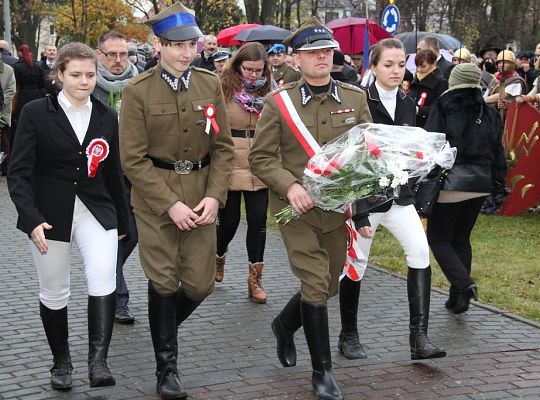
[
  {"x1": 94, "y1": 30, "x2": 139, "y2": 326},
  {"x1": 268, "y1": 43, "x2": 301, "y2": 86}
]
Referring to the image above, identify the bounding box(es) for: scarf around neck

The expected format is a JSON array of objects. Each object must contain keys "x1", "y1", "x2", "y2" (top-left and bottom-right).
[
  {"x1": 232, "y1": 77, "x2": 267, "y2": 115},
  {"x1": 96, "y1": 61, "x2": 138, "y2": 95}
]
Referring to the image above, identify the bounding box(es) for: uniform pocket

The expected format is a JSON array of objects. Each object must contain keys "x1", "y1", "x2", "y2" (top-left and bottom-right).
[
  {"x1": 149, "y1": 103, "x2": 177, "y2": 115},
  {"x1": 331, "y1": 113, "x2": 356, "y2": 127},
  {"x1": 191, "y1": 98, "x2": 214, "y2": 112}
]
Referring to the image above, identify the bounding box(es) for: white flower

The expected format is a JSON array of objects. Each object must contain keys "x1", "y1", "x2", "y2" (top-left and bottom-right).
[
  {"x1": 390, "y1": 170, "x2": 409, "y2": 188},
  {"x1": 379, "y1": 176, "x2": 390, "y2": 188}
]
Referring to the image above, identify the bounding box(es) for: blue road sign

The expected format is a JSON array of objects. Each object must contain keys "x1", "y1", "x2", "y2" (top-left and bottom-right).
[{"x1": 381, "y1": 5, "x2": 400, "y2": 35}]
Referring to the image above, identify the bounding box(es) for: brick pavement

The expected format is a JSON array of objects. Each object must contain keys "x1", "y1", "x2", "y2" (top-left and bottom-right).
[{"x1": 0, "y1": 176, "x2": 539, "y2": 400}]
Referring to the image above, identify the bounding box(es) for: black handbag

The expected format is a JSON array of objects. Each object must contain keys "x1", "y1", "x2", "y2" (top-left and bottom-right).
[
  {"x1": 443, "y1": 164, "x2": 492, "y2": 193},
  {"x1": 413, "y1": 167, "x2": 449, "y2": 217}
]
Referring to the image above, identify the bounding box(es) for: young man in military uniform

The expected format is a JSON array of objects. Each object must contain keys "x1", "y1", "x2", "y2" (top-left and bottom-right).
[
  {"x1": 119, "y1": 3, "x2": 234, "y2": 399},
  {"x1": 268, "y1": 43, "x2": 302, "y2": 86},
  {"x1": 249, "y1": 18, "x2": 372, "y2": 400}
]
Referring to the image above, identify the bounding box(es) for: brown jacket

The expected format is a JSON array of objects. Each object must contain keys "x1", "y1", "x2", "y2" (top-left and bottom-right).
[
  {"x1": 249, "y1": 77, "x2": 372, "y2": 233},
  {"x1": 226, "y1": 99, "x2": 266, "y2": 191},
  {"x1": 119, "y1": 65, "x2": 234, "y2": 215}
]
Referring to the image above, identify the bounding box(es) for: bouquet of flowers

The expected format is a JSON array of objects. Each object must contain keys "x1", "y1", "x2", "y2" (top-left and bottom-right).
[{"x1": 276, "y1": 123, "x2": 456, "y2": 224}]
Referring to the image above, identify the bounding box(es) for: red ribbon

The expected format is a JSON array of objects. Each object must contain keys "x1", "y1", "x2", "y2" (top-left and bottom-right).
[
  {"x1": 204, "y1": 103, "x2": 220, "y2": 135},
  {"x1": 418, "y1": 92, "x2": 427, "y2": 107},
  {"x1": 86, "y1": 138, "x2": 109, "y2": 178}
]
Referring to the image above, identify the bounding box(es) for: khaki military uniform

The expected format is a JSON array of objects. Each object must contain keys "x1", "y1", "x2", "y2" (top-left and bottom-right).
[
  {"x1": 272, "y1": 63, "x2": 302, "y2": 86},
  {"x1": 119, "y1": 64, "x2": 234, "y2": 298},
  {"x1": 249, "y1": 77, "x2": 372, "y2": 303}
]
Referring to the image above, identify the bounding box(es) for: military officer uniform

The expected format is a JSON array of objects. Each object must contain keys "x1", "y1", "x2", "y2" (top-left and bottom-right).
[
  {"x1": 271, "y1": 62, "x2": 302, "y2": 86},
  {"x1": 268, "y1": 44, "x2": 302, "y2": 86},
  {"x1": 119, "y1": 3, "x2": 234, "y2": 399},
  {"x1": 249, "y1": 18, "x2": 372, "y2": 400}
]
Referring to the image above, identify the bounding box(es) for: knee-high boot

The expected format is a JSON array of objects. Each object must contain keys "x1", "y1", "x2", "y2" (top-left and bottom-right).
[
  {"x1": 271, "y1": 292, "x2": 302, "y2": 367},
  {"x1": 40, "y1": 303, "x2": 73, "y2": 390},
  {"x1": 338, "y1": 277, "x2": 367, "y2": 359},
  {"x1": 148, "y1": 282, "x2": 187, "y2": 400},
  {"x1": 302, "y1": 300, "x2": 344, "y2": 400},
  {"x1": 176, "y1": 286, "x2": 202, "y2": 328},
  {"x1": 408, "y1": 267, "x2": 447, "y2": 360},
  {"x1": 88, "y1": 291, "x2": 116, "y2": 387}
]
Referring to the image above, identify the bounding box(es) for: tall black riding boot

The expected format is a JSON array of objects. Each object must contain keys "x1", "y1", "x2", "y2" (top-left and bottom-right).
[
  {"x1": 301, "y1": 301, "x2": 344, "y2": 400},
  {"x1": 338, "y1": 277, "x2": 367, "y2": 359},
  {"x1": 40, "y1": 303, "x2": 73, "y2": 391},
  {"x1": 149, "y1": 282, "x2": 187, "y2": 400},
  {"x1": 407, "y1": 267, "x2": 447, "y2": 360},
  {"x1": 176, "y1": 286, "x2": 202, "y2": 327},
  {"x1": 271, "y1": 292, "x2": 302, "y2": 367},
  {"x1": 88, "y1": 291, "x2": 116, "y2": 387}
]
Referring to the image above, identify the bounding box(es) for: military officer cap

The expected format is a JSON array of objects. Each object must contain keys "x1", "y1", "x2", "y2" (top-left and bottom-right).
[
  {"x1": 212, "y1": 50, "x2": 231, "y2": 62},
  {"x1": 283, "y1": 17, "x2": 338, "y2": 52},
  {"x1": 145, "y1": 2, "x2": 203, "y2": 42}
]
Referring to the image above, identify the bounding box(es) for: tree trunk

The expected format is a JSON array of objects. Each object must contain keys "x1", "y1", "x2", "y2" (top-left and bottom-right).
[
  {"x1": 261, "y1": 0, "x2": 278, "y2": 24},
  {"x1": 244, "y1": 0, "x2": 260, "y2": 23}
]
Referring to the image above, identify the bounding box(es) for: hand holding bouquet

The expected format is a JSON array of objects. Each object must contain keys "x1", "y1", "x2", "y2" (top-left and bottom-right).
[{"x1": 276, "y1": 123, "x2": 455, "y2": 224}]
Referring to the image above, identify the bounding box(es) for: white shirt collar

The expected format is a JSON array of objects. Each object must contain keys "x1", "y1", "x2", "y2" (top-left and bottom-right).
[
  {"x1": 375, "y1": 81, "x2": 399, "y2": 100},
  {"x1": 58, "y1": 90, "x2": 92, "y2": 113}
]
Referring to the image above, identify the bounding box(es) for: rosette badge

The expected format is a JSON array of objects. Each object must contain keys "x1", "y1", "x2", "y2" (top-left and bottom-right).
[{"x1": 86, "y1": 138, "x2": 110, "y2": 178}]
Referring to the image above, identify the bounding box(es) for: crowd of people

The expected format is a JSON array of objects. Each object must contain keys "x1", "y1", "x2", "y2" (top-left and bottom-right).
[{"x1": 2, "y1": 2, "x2": 536, "y2": 399}]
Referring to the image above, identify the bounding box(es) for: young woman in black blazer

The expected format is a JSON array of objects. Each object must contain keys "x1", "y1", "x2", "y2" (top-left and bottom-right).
[
  {"x1": 339, "y1": 38, "x2": 446, "y2": 362},
  {"x1": 8, "y1": 42, "x2": 128, "y2": 391}
]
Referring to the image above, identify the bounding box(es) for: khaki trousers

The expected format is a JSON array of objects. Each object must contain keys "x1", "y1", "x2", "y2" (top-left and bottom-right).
[
  {"x1": 134, "y1": 208, "x2": 216, "y2": 300},
  {"x1": 279, "y1": 218, "x2": 347, "y2": 304}
]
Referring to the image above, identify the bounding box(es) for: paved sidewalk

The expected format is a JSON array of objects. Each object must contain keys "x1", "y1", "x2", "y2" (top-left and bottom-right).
[{"x1": 0, "y1": 176, "x2": 539, "y2": 400}]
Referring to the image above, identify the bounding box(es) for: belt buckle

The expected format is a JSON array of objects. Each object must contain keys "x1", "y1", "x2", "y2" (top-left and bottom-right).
[{"x1": 174, "y1": 160, "x2": 193, "y2": 175}]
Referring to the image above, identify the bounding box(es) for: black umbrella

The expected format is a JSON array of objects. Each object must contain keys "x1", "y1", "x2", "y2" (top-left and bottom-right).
[
  {"x1": 395, "y1": 31, "x2": 462, "y2": 54},
  {"x1": 234, "y1": 25, "x2": 292, "y2": 44}
]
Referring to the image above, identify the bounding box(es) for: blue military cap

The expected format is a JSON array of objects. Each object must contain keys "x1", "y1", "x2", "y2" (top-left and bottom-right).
[
  {"x1": 144, "y1": 2, "x2": 203, "y2": 42},
  {"x1": 267, "y1": 44, "x2": 286, "y2": 54},
  {"x1": 283, "y1": 17, "x2": 338, "y2": 51}
]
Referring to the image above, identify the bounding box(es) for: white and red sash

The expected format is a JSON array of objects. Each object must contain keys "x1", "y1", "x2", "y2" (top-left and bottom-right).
[{"x1": 274, "y1": 89, "x2": 366, "y2": 282}]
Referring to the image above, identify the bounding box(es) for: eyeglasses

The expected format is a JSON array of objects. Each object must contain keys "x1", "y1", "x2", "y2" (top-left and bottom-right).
[
  {"x1": 101, "y1": 51, "x2": 128, "y2": 61},
  {"x1": 240, "y1": 64, "x2": 264, "y2": 75}
]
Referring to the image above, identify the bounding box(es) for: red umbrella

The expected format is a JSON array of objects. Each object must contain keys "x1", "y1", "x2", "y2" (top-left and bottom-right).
[
  {"x1": 217, "y1": 24, "x2": 261, "y2": 47},
  {"x1": 326, "y1": 17, "x2": 393, "y2": 55}
]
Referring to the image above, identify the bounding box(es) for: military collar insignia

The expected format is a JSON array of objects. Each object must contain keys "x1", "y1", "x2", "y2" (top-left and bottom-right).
[
  {"x1": 300, "y1": 83, "x2": 313, "y2": 106},
  {"x1": 330, "y1": 81, "x2": 341, "y2": 104},
  {"x1": 160, "y1": 67, "x2": 192, "y2": 92},
  {"x1": 181, "y1": 68, "x2": 192, "y2": 90}
]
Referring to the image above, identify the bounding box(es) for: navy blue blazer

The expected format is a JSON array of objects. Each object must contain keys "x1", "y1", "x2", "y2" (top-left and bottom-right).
[{"x1": 8, "y1": 94, "x2": 129, "y2": 242}]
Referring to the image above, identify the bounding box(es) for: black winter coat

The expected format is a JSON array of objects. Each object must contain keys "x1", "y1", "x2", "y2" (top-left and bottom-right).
[
  {"x1": 8, "y1": 94, "x2": 129, "y2": 241},
  {"x1": 409, "y1": 68, "x2": 447, "y2": 128},
  {"x1": 424, "y1": 88, "x2": 507, "y2": 193},
  {"x1": 13, "y1": 60, "x2": 44, "y2": 121}
]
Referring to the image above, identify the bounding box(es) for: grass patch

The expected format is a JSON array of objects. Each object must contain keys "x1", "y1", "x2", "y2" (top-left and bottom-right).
[
  {"x1": 368, "y1": 214, "x2": 540, "y2": 322},
  {"x1": 264, "y1": 207, "x2": 539, "y2": 321}
]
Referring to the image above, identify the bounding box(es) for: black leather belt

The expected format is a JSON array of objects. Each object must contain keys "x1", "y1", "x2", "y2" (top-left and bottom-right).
[
  {"x1": 231, "y1": 129, "x2": 255, "y2": 138},
  {"x1": 147, "y1": 153, "x2": 210, "y2": 175}
]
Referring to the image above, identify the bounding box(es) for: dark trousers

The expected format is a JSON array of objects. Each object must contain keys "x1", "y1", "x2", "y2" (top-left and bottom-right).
[
  {"x1": 216, "y1": 189, "x2": 268, "y2": 263},
  {"x1": 426, "y1": 196, "x2": 486, "y2": 290},
  {"x1": 1, "y1": 126, "x2": 10, "y2": 175},
  {"x1": 116, "y1": 181, "x2": 138, "y2": 308}
]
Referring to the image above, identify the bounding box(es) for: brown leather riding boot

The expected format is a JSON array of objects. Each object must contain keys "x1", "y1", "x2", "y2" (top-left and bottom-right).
[
  {"x1": 215, "y1": 254, "x2": 226, "y2": 283},
  {"x1": 248, "y1": 262, "x2": 267, "y2": 304}
]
